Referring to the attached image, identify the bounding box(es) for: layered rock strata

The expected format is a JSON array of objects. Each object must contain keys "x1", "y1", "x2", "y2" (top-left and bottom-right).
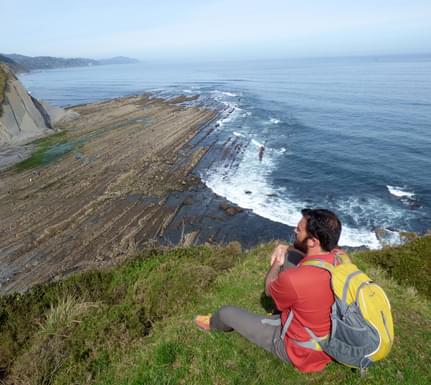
[
  {"x1": 0, "y1": 64, "x2": 79, "y2": 146},
  {"x1": 0, "y1": 95, "x2": 217, "y2": 293}
]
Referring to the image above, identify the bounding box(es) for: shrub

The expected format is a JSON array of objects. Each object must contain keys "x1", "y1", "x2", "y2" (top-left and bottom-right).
[{"x1": 354, "y1": 235, "x2": 431, "y2": 298}]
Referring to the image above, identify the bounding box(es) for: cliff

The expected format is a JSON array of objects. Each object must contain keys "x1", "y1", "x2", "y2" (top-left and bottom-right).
[
  {"x1": 0, "y1": 64, "x2": 54, "y2": 145},
  {"x1": 0, "y1": 64, "x2": 77, "y2": 146}
]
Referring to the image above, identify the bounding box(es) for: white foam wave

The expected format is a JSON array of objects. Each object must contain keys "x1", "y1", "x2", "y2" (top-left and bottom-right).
[
  {"x1": 251, "y1": 139, "x2": 264, "y2": 147},
  {"x1": 387, "y1": 185, "x2": 415, "y2": 199},
  {"x1": 203, "y1": 142, "x2": 414, "y2": 249},
  {"x1": 221, "y1": 101, "x2": 242, "y2": 111},
  {"x1": 215, "y1": 105, "x2": 242, "y2": 128},
  {"x1": 233, "y1": 131, "x2": 246, "y2": 137},
  {"x1": 338, "y1": 227, "x2": 381, "y2": 249},
  {"x1": 182, "y1": 89, "x2": 193, "y2": 93},
  {"x1": 216, "y1": 115, "x2": 233, "y2": 127},
  {"x1": 334, "y1": 195, "x2": 411, "y2": 227},
  {"x1": 203, "y1": 153, "x2": 302, "y2": 229},
  {"x1": 270, "y1": 117, "x2": 281, "y2": 124},
  {"x1": 202, "y1": 141, "x2": 384, "y2": 249},
  {"x1": 215, "y1": 90, "x2": 237, "y2": 97},
  {"x1": 204, "y1": 167, "x2": 381, "y2": 248}
]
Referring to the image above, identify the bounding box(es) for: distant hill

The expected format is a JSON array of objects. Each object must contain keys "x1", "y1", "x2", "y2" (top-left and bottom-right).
[
  {"x1": 0, "y1": 54, "x2": 26, "y2": 73},
  {"x1": 0, "y1": 54, "x2": 140, "y2": 73},
  {"x1": 97, "y1": 56, "x2": 140, "y2": 65},
  {"x1": 4, "y1": 54, "x2": 99, "y2": 72}
]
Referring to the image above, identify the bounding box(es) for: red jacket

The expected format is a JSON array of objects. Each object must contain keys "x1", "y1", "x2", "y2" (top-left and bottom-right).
[{"x1": 269, "y1": 252, "x2": 335, "y2": 372}]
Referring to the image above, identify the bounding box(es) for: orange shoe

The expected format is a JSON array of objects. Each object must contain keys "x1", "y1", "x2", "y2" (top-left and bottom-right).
[{"x1": 194, "y1": 314, "x2": 211, "y2": 331}]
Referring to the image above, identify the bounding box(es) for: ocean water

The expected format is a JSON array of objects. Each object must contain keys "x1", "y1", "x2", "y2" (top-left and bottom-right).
[{"x1": 19, "y1": 55, "x2": 431, "y2": 248}]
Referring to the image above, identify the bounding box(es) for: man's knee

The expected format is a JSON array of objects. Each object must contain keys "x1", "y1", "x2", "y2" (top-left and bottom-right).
[
  {"x1": 218, "y1": 305, "x2": 237, "y2": 317},
  {"x1": 211, "y1": 305, "x2": 240, "y2": 331}
]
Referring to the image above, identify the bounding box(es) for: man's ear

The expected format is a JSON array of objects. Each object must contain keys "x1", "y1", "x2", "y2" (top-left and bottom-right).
[{"x1": 307, "y1": 237, "x2": 319, "y2": 248}]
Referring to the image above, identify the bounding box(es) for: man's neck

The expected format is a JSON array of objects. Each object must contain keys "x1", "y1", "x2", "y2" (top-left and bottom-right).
[{"x1": 306, "y1": 247, "x2": 328, "y2": 257}]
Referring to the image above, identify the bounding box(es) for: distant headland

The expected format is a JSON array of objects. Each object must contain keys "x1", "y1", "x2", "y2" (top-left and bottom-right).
[{"x1": 0, "y1": 53, "x2": 139, "y2": 73}]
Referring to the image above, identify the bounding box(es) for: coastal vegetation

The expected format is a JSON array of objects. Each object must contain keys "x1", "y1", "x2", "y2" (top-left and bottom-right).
[
  {"x1": 359, "y1": 234, "x2": 431, "y2": 298},
  {"x1": 0, "y1": 64, "x2": 8, "y2": 117},
  {"x1": 0, "y1": 238, "x2": 430, "y2": 385}
]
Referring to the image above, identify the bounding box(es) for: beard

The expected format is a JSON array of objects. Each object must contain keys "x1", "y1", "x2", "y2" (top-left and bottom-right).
[{"x1": 293, "y1": 237, "x2": 308, "y2": 253}]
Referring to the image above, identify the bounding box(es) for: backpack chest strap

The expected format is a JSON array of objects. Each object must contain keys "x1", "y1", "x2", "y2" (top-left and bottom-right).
[
  {"x1": 292, "y1": 328, "x2": 329, "y2": 351},
  {"x1": 280, "y1": 309, "x2": 329, "y2": 351}
]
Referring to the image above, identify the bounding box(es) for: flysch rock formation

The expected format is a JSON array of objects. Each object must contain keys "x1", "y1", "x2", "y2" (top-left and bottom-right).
[{"x1": 0, "y1": 64, "x2": 78, "y2": 146}]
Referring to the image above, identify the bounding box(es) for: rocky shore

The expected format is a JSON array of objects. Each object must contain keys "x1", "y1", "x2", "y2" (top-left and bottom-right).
[{"x1": 0, "y1": 94, "x2": 220, "y2": 293}]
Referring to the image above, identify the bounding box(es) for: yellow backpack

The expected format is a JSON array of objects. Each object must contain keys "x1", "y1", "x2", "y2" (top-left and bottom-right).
[{"x1": 301, "y1": 250, "x2": 394, "y2": 374}]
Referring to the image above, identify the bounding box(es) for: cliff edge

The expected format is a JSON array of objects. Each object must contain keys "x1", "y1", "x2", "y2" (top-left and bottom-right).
[{"x1": 0, "y1": 64, "x2": 77, "y2": 146}]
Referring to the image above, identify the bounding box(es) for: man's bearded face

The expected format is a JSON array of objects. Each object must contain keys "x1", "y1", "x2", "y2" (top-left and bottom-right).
[
  {"x1": 293, "y1": 217, "x2": 309, "y2": 253},
  {"x1": 293, "y1": 237, "x2": 308, "y2": 253}
]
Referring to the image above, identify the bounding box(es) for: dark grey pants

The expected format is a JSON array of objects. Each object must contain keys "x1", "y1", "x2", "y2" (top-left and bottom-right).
[
  {"x1": 208, "y1": 247, "x2": 304, "y2": 364},
  {"x1": 210, "y1": 306, "x2": 290, "y2": 363}
]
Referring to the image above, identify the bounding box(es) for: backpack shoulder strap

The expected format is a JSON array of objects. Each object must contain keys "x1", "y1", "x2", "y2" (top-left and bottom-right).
[
  {"x1": 302, "y1": 259, "x2": 334, "y2": 273},
  {"x1": 333, "y1": 248, "x2": 352, "y2": 264}
]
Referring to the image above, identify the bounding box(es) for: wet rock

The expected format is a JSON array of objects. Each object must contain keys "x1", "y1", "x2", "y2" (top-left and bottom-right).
[
  {"x1": 245, "y1": 190, "x2": 252, "y2": 195},
  {"x1": 183, "y1": 196, "x2": 193, "y2": 205},
  {"x1": 399, "y1": 231, "x2": 418, "y2": 242},
  {"x1": 219, "y1": 203, "x2": 244, "y2": 216},
  {"x1": 374, "y1": 227, "x2": 402, "y2": 246}
]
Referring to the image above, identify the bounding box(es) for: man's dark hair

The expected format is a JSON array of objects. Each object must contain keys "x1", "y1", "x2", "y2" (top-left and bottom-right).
[{"x1": 301, "y1": 208, "x2": 342, "y2": 252}]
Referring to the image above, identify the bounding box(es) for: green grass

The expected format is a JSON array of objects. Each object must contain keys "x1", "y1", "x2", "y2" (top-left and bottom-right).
[
  {"x1": 0, "y1": 239, "x2": 430, "y2": 385},
  {"x1": 14, "y1": 132, "x2": 69, "y2": 171}
]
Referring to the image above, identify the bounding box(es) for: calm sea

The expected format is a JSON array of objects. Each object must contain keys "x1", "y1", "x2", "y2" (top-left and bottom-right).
[{"x1": 20, "y1": 55, "x2": 431, "y2": 248}]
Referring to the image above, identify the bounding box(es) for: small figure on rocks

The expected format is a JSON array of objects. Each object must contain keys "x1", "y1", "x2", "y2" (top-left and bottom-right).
[{"x1": 259, "y1": 145, "x2": 265, "y2": 162}]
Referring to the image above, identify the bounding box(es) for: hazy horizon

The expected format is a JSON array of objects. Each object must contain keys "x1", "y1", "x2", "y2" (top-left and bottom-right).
[
  {"x1": 4, "y1": 52, "x2": 431, "y2": 64},
  {"x1": 2, "y1": 0, "x2": 431, "y2": 61}
]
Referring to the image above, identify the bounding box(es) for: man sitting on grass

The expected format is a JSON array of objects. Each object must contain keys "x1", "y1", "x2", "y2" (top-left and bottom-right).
[{"x1": 195, "y1": 208, "x2": 342, "y2": 373}]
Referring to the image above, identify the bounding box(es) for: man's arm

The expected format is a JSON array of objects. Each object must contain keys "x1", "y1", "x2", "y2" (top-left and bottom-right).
[{"x1": 264, "y1": 244, "x2": 288, "y2": 297}]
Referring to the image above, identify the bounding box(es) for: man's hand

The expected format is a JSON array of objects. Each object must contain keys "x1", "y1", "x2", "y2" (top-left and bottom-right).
[
  {"x1": 270, "y1": 244, "x2": 289, "y2": 267},
  {"x1": 265, "y1": 243, "x2": 288, "y2": 297}
]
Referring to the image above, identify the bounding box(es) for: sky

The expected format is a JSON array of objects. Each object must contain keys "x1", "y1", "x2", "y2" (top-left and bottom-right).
[{"x1": 1, "y1": 0, "x2": 431, "y2": 61}]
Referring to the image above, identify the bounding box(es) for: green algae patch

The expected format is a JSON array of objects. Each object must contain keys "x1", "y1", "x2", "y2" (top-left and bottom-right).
[{"x1": 14, "y1": 132, "x2": 69, "y2": 171}]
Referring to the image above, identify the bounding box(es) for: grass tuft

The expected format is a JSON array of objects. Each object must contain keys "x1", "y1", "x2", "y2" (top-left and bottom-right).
[{"x1": 40, "y1": 296, "x2": 100, "y2": 337}]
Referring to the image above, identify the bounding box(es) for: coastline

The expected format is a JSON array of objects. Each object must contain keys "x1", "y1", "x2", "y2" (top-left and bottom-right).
[
  {"x1": 0, "y1": 94, "x2": 219, "y2": 293},
  {"x1": 0, "y1": 93, "x2": 296, "y2": 294}
]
